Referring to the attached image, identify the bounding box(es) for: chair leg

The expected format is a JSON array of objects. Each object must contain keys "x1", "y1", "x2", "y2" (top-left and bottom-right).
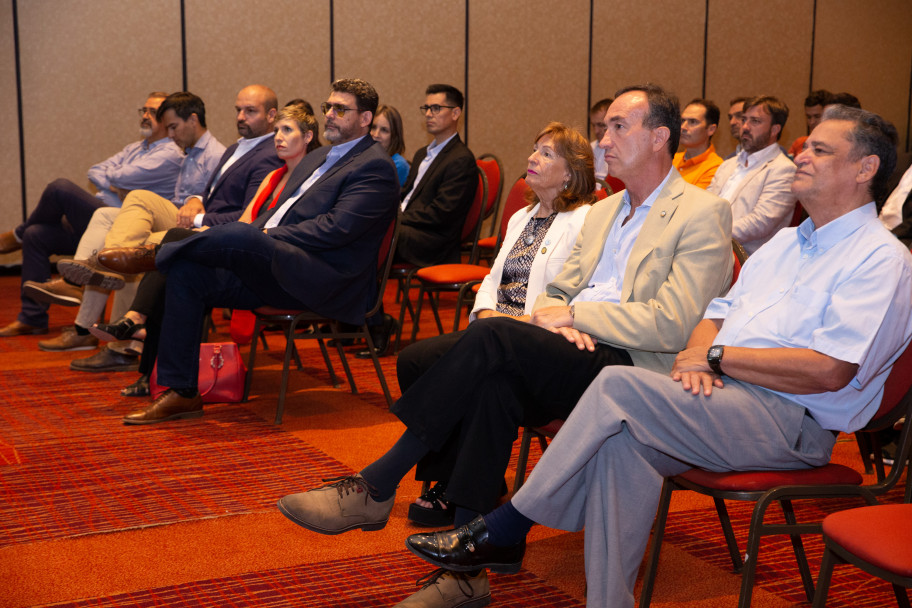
[
  {"x1": 274, "y1": 324, "x2": 298, "y2": 425},
  {"x1": 781, "y1": 499, "x2": 815, "y2": 603},
  {"x1": 331, "y1": 325, "x2": 358, "y2": 396},
  {"x1": 513, "y1": 428, "x2": 534, "y2": 493},
  {"x1": 638, "y1": 479, "x2": 676, "y2": 608},
  {"x1": 893, "y1": 584, "x2": 912, "y2": 608},
  {"x1": 411, "y1": 285, "x2": 427, "y2": 342},
  {"x1": 428, "y1": 290, "x2": 445, "y2": 335},
  {"x1": 712, "y1": 498, "x2": 745, "y2": 572},
  {"x1": 242, "y1": 319, "x2": 264, "y2": 402},
  {"x1": 316, "y1": 338, "x2": 341, "y2": 388},
  {"x1": 810, "y1": 544, "x2": 837, "y2": 608},
  {"x1": 362, "y1": 323, "x2": 393, "y2": 407}
]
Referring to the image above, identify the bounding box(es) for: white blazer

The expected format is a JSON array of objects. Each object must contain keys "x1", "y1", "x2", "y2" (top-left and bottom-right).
[{"x1": 471, "y1": 202, "x2": 591, "y2": 320}]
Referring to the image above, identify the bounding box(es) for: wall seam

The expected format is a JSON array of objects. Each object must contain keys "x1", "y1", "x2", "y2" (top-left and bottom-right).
[
  {"x1": 329, "y1": 0, "x2": 335, "y2": 83},
  {"x1": 587, "y1": 0, "x2": 594, "y2": 137},
  {"x1": 808, "y1": 0, "x2": 817, "y2": 93},
  {"x1": 180, "y1": 0, "x2": 187, "y2": 90},
  {"x1": 464, "y1": 0, "x2": 469, "y2": 146},
  {"x1": 13, "y1": 0, "x2": 26, "y2": 222},
  {"x1": 701, "y1": 0, "x2": 709, "y2": 98}
]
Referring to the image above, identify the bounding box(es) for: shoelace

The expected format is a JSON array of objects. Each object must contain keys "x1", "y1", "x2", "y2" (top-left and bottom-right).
[
  {"x1": 319, "y1": 475, "x2": 380, "y2": 500},
  {"x1": 415, "y1": 568, "x2": 476, "y2": 598}
]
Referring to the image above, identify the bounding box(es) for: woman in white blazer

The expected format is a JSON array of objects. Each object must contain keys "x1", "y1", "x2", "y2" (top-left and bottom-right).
[{"x1": 398, "y1": 122, "x2": 597, "y2": 526}]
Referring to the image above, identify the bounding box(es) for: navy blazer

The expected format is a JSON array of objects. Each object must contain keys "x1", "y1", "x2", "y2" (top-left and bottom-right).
[
  {"x1": 398, "y1": 135, "x2": 478, "y2": 266},
  {"x1": 200, "y1": 135, "x2": 283, "y2": 226},
  {"x1": 251, "y1": 135, "x2": 400, "y2": 325}
]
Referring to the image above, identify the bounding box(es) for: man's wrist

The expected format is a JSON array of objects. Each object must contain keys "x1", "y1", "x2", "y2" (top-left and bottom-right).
[{"x1": 707, "y1": 344, "x2": 725, "y2": 375}]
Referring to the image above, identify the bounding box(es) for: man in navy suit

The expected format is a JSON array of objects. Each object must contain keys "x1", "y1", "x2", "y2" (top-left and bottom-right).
[{"x1": 119, "y1": 78, "x2": 400, "y2": 425}]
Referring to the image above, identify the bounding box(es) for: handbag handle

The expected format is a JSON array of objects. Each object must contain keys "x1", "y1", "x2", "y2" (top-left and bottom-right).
[{"x1": 198, "y1": 344, "x2": 224, "y2": 397}]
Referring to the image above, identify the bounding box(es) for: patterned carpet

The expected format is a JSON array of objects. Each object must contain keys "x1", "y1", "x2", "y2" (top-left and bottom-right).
[
  {"x1": 0, "y1": 366, "x2": 350, "y2": 547},
  {"x1": 47, "y1": 552, "x2": 583, "y2": 607}
]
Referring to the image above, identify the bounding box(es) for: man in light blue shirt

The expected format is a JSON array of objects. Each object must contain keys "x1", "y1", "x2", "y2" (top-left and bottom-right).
[
  {"x1": 419, "y1": 106, "x2": 912, "y2": 608},
  {"x1": 0, "y1": 92, "x2": 183, "y2": 337}
]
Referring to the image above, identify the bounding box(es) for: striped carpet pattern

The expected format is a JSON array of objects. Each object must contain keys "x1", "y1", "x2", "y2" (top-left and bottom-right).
[
  {"x1": 0, "y1": 367, "x2": 350, "y2": 547},
  {"x1": 47, "y1": 552, "x2": 583, "y2": 607}
]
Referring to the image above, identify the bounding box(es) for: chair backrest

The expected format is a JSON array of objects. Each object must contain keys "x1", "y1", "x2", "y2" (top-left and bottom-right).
[
  {"x1": 867, "y1": 338, "x2": 912, "y2": 427},
  {"x1": 495, "y1": 176, "x2": 532, "y2": 249},
  {"x1": 477, "y1": 154, "x2": 504, "y2": 230},
  {"x1": 595, "y1": 187, "x2": 610, "y2": 201},
  {"x1": 460, "y1": 166, "x2": 489, "y2": 264},
  {"x1": 605, "y1": 174, "x2": 626, "y2": 194},
  {"x1": 790, "y1": 201, "x2": 806, "y2": 227},
  {"x1": 365, "y1": 215, "x2": 400, "y2": 319}
]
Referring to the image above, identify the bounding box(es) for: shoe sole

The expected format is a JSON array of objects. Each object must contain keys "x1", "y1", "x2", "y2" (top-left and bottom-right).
[
  {"x1": 407, "y1": 502, "x2": 456, "y2": 527},
  {"x1": 276, "y1": 498, "x2": 389, "y2": 535},
  {"x1": 70, "y1": 361, "x2": 139, "y2": 372},
  {"x1": 22, "y1": 284, "x2": 81, "y2": 307},
  {"x1": 122, "y1": 410, "x2": 204, "y2": 425},
  {"x1": 58, "y1": 261, "x2": 125, "y2": 290},
  {"x1": 107, "y1": 340, "x2": 143, "y2": 356},
  {"x1": 0, "y1": 327, "x2": 49, "y2": 337},
  {"x1": 404, "y1": 540, "x2": 523, "y2": 574},
  {"x1": 88, "y1": 325, "x2": 143, "y2": 343},
  {"x1": 39, "y1": 342, "x2": 98, "y2": 352}
]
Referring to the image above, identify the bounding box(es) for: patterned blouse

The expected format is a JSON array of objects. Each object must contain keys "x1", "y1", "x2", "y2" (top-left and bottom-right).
[{"x1": 496, "y1": 212, "x2": 558, "y2": 316}]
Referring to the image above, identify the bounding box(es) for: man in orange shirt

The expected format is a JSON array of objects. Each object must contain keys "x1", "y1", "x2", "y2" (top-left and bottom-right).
[{"x1": 672, "y1": 99, "x2": 723, "y2": 189}]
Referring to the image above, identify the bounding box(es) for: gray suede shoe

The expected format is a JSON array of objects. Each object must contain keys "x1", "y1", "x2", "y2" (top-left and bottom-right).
[
  {"x1": 393, "y1": 568, "x2": 491, "y2": 608},
  {"x1": 277, "y1": 474, "x2": 394, "y2": 535}
]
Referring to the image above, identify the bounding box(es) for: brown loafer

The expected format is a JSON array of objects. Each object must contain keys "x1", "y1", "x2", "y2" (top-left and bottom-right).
[
  {"x1": 22, "y1": 278, "x2": 83, "y2": 307},
  {"x1": 0, "y1": 320, "x2": 48, "y2": 337},
  {"x1": 123, "y1": 389, "x2": 203, "y2": 425},
  {"x1": 97, "y1": 244, "x2": 158, "y2": 275},
  {"x1": 0, "y1": 230, "x2": 22, "y2": 254}
]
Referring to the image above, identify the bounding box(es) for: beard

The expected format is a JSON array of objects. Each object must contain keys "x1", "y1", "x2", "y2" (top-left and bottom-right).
[{"x1": 140, "y1": 127, "x2": 153, "y2": 138}]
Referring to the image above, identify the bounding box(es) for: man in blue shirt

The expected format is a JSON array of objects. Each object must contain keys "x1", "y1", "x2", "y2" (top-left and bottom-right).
[
  {"x1": 403, "y1": 105, "x2": 912, "y2": 608},
  {"x1": 0, "y1": 92, "x2": 183, "y2": 337},
  {"x1": 32, "y1": 92, "x2": 227, "y2": 354}
]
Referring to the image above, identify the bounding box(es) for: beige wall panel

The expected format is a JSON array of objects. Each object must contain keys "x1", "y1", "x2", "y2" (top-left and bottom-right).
[
  {"x1": 591, "y1": 1, "x2": 706, "y2": 113},
  {"x1": 185, "y1": 0, "x2": 331, "y2": 148},
  {"x1": 814, "y1": 0, "x2": 912, "y2": 152},
  {"x1": 0, "y1": 1, "x2": 21, "y2": 244},
  {"x1": 16, "y1": 0, "x2": 183, "y2": 230},
  {"x1": 469, "y1": 0, "x2": 590, "y2": 199},
  {"x1": 334, "y1": 0, "x2": 466, "y2": 161},
  {"x1": 705, "y1": 0, "x2": 813, "y2": 158}
]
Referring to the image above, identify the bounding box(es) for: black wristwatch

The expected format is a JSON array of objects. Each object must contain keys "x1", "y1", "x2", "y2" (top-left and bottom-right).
[{"x1": 707, "y1": 345, "x2": 725, "y2": 376}]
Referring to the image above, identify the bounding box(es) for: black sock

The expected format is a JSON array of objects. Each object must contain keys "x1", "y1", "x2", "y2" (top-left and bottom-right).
[
  {"x1": 483, "y1": 500, "x2": 533, "y2": 546},
  {"x1": 360, "y1": 429, "x2": 428, "y2": 501},
  {"x1": 173, "y1": 387, "x2": 198, "y2": 398},
  {"x1": 74, "y1": 325, "x2": 90, "y2": 336}
]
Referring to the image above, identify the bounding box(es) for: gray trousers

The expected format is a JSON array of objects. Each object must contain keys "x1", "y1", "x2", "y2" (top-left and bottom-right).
[{"x1": 512, "y1": 366, "x2": 837, "y2": 608}]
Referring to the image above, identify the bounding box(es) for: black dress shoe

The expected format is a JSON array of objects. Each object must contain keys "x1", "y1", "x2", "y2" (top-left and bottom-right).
[
  {"x1": 405, "y1": 516, "x2": 525, "y2": 573},
  {"x1": 90, "y1": 316, "x2": 145, "y2": 342},
  {"x1": 356, "y1": 314, "x2": 398, "y2": 359}
]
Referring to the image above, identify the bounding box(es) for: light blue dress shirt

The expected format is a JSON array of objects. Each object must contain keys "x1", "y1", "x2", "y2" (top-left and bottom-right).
[
  {"x1": 572, "y1": 169, "x2": 673, "y2": 304},
  {"x1": 705, "y1": 203, "x2": 912, "y2": 432},
  {"x1": 86, "y1": 137, "x2": 183, "y2": 206},
  {"x1": 172, "y1": 130, "x2": 226, "y2": 206}
]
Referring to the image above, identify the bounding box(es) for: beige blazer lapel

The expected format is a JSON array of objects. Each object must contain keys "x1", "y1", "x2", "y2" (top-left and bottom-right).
[{"x1": 620, "y1": 173, "x2": 684, "y2": 302}]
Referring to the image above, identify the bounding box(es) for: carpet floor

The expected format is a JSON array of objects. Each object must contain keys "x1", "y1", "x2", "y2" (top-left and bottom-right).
[{"x1": 0, "y1": 273, "x2": 906, "y2": 607}]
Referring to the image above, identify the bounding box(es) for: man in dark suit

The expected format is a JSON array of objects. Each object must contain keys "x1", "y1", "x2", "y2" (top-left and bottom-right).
[
  {"x1": 397, "y1": 84, "x2": 478, "y2": 267},
  {"x1": 119, "y1": 78, "x2": 400, "y2": 425}
]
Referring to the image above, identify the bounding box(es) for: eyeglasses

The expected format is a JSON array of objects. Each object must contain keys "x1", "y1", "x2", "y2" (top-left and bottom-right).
[
  {"x1": 321, "y1": 102, "x2": 358, "y2": 117},
  {"x1": 137, "y1": 107, "x2": 157, "y2": 117},
  {"x1": 420, "y1": 104, "x2": 457, "y2": 115}
]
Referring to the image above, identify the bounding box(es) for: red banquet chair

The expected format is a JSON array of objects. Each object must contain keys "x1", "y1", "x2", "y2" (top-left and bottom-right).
[
  {"x1": 812, "y1": 503, "x2": 912, "y2": 608},
  {"x1": 242, "y1": 217, "x2": 399, "y2": 424},
  {"x1": 638, "y1": 338, "x2": 912, "y2": 608}
]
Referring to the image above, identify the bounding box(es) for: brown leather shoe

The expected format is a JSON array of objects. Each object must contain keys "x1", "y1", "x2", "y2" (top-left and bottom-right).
[
  {"x1": 123, "y1": 389, "x2": 203, "y2": 425},
  {"x1": 0, "y1": 320, "x2": 48, "y2": 337},
  {"x1": 98, "y1": 244, "x2": 157, "y2": 275},
  {"x1": 0, "y1": 230, "x2": 22, "y2": 254},
  {"x1": 37, "y1": 326, "x2": 99, "y2": 351},
  {"x1": 22, "y1": 278, "x2": 83, "y2": 307},
  {"x1": 57, "y1": 255, "x2": 125, "y2": 290}
]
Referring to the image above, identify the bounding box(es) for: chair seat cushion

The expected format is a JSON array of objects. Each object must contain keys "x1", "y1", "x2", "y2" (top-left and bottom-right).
[
  {"x1": 677, "y1": 463, "x2": 864, "y2": 491},
  {"x1": 254, "y1": 306, "x2": 308, "y2": 317},
  {"x1": 533, "y1": 419, "x2": 565, "y2": 437},
  {"x1": 823, "y1": 503, "x2": 912, "y2": 577},
  {"x1": 417, "y1": 264, "x2": 489, "y2": 284},
  {"x1": 478, "y1": 236, "x2": 497, "y2": 250}
]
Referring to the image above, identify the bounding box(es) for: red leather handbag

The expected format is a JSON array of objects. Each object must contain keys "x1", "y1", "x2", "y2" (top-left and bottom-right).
[{"x1": 151, "y1": 342, "x2": 246, "y2": 403}]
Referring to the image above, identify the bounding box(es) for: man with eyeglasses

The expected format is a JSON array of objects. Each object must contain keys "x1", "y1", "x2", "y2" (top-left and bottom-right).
[
  {"x1": 103, "y1": 78, "x2": 399, "y2": 424},
  {"x1": 355, "y1": 84, "x2": 478, "y2": 358},
  {"x1": 0, "y1": 92, "x2": 184, "y2": 338}
]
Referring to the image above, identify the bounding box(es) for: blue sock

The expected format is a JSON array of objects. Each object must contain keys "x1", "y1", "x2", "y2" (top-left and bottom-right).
[
  {"x1": 360, "y1": 429, "x2": 428, "y2": 501},
  {"x1": 482, "y1": 500, "x2": 533, "y2": 546}
]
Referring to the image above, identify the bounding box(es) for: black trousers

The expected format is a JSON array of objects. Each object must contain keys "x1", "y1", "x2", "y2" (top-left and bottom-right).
[{"x1": 391, "y1": 316, "x2": 633, "y2": 513}]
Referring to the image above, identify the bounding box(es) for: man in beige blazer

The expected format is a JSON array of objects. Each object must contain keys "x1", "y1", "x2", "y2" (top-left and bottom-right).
[
  {"x1": 709, "y1": 95, "x2": 797, "y2": 254},
  {"x1": 276, "y1": 84, "x2": 733, "y2": 607}
]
